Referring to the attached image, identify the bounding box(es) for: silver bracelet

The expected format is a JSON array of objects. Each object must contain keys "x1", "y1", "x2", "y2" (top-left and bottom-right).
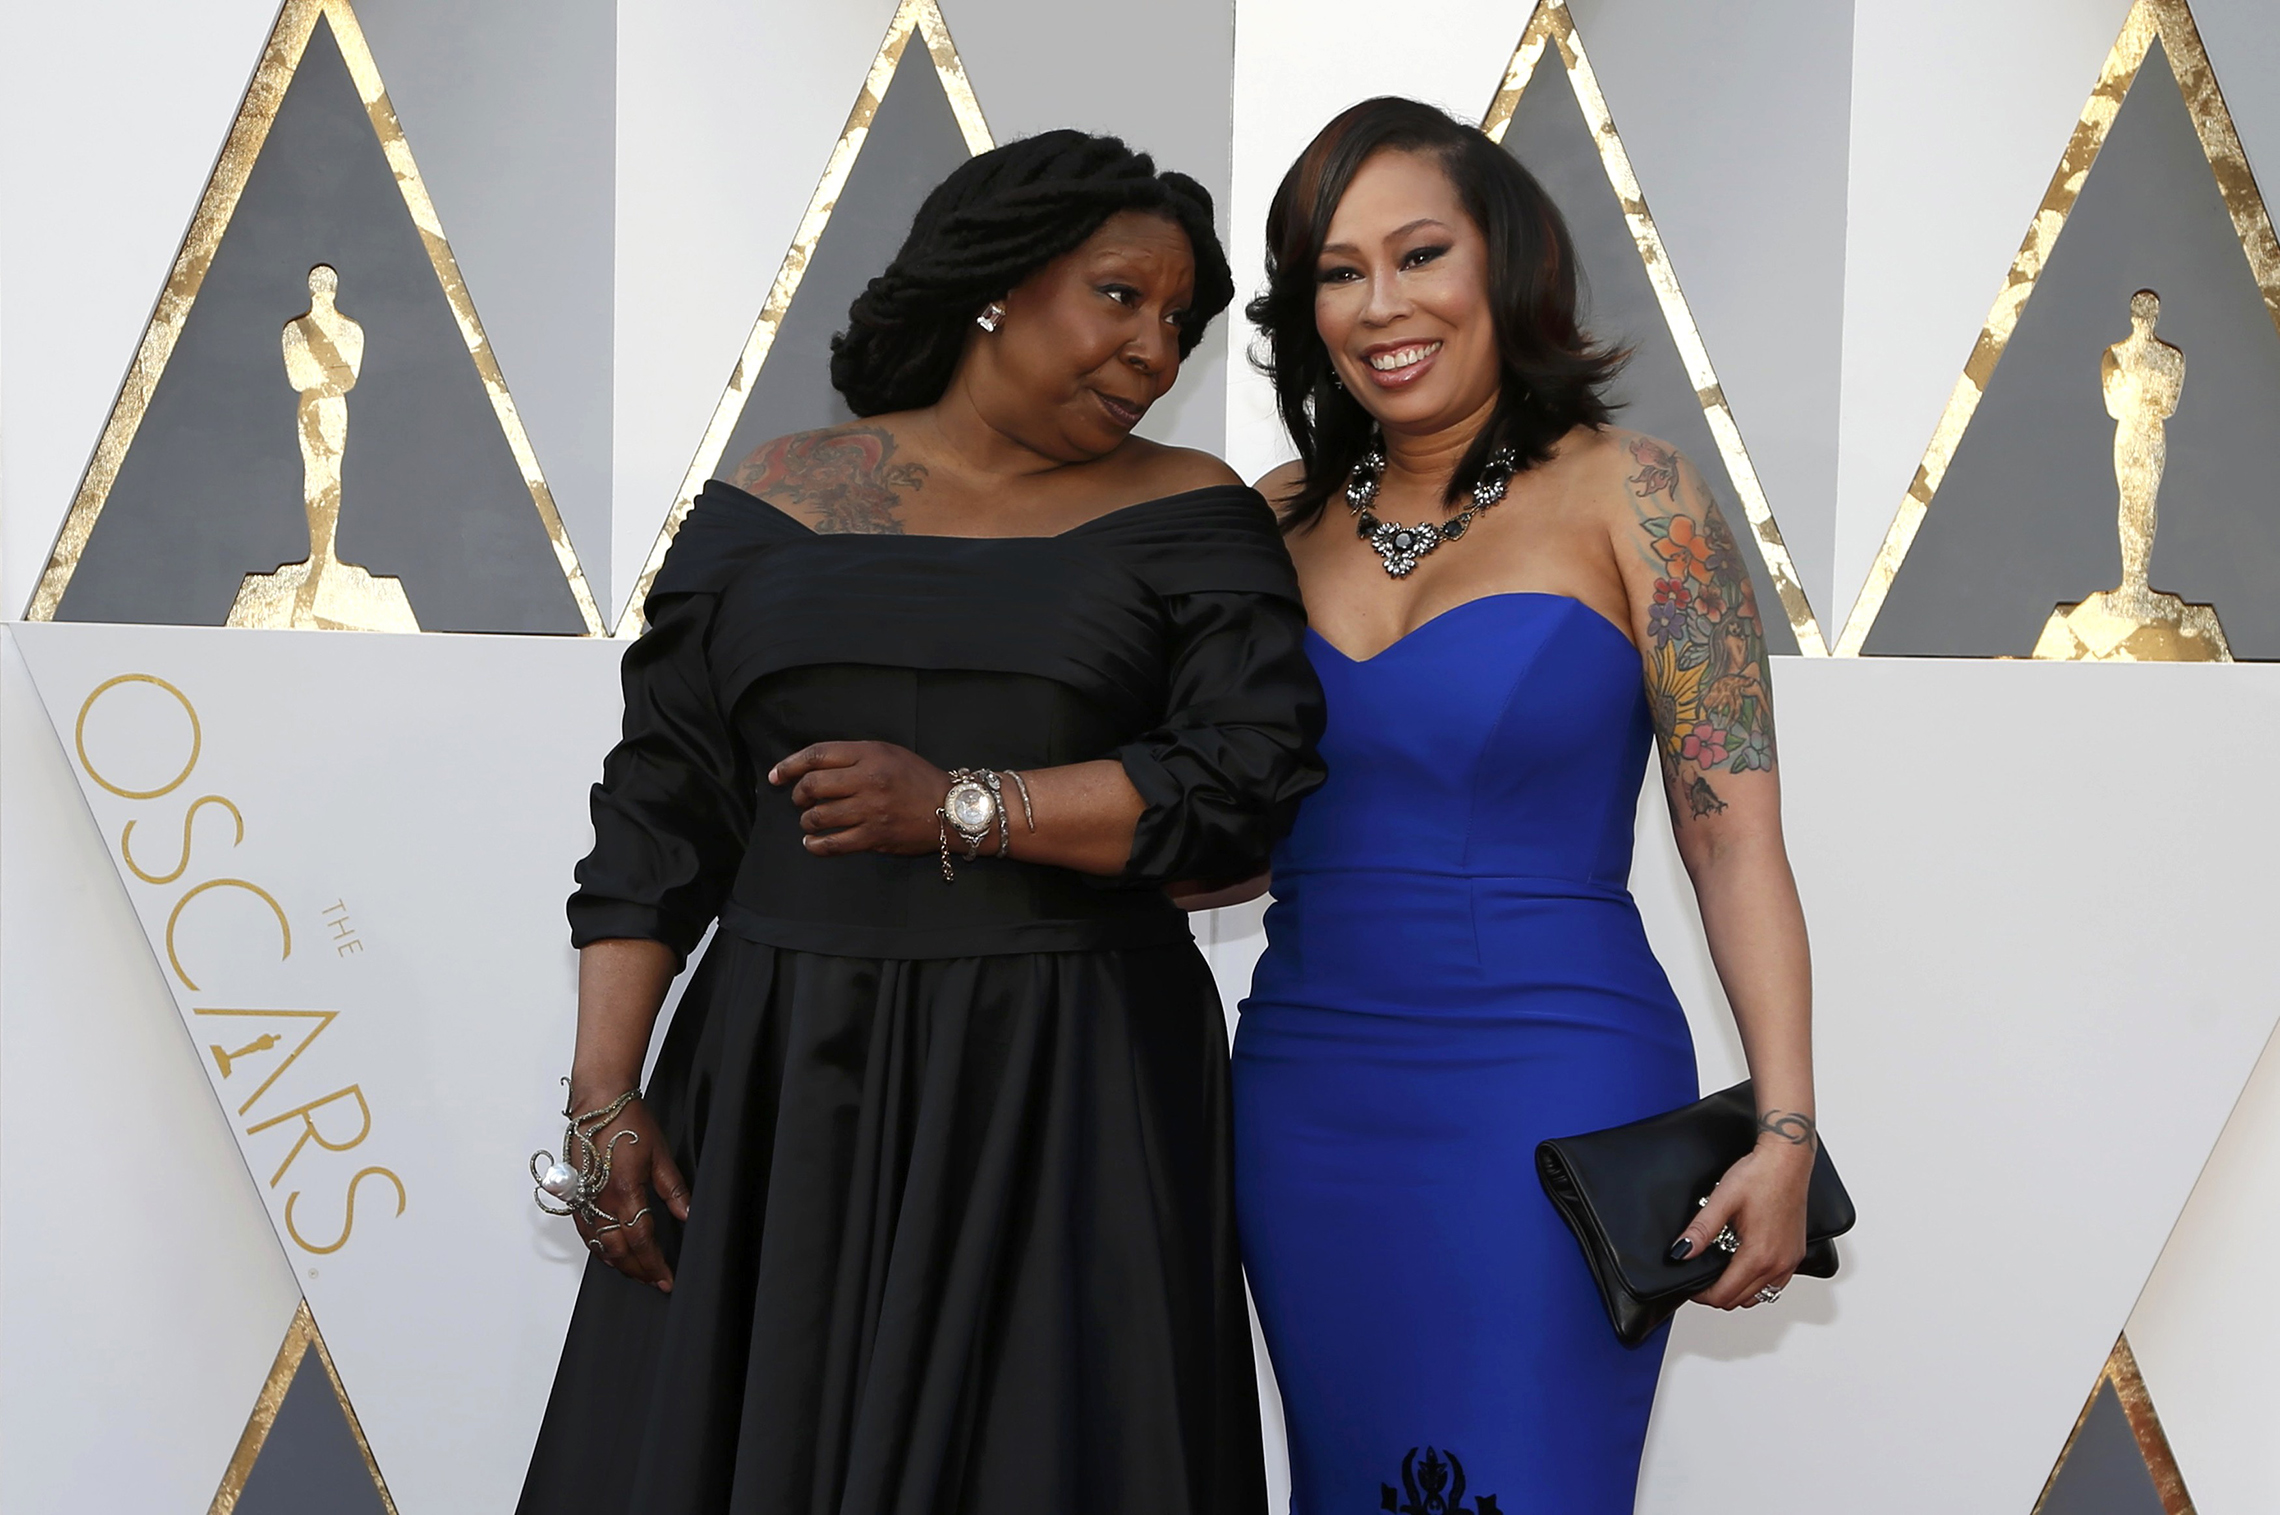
[
  {"x1": 1002, "y1": 769, "x2": 1036, "y2": 841},
  {"x1": 530, "y1": 1082, "x2": 647, "y2": 1235}
]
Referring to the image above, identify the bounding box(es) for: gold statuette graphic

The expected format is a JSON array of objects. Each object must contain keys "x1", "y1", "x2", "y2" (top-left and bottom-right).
[
  {"x1": 210, "y1": 1032, "x2": 280, "y2": 1079},
  {"x1": 227, "y1": 264, "x2": 420, "y2": 632},
  {"x1": 2034, "y1": 290, "x2": 2231, "y2": 662}
]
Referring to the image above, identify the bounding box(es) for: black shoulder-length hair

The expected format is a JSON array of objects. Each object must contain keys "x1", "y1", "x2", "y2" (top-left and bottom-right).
[
  {"x1": 1247, "y1": 97, "x2": 1626, "y2": 531},
  {"x1": 831, "y1": 130, "x2": 1234, "y2": 417}
]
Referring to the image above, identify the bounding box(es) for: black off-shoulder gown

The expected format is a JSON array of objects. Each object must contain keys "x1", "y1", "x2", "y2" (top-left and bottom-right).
[{"x1": 519, "y1": 481, "x2": 1324, "y2": 1515}]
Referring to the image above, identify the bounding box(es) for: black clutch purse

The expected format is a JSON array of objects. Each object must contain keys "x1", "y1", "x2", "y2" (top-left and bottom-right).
[{"x1": 1535, "y1": 1080, "x2": 1857, "y2": 1347}]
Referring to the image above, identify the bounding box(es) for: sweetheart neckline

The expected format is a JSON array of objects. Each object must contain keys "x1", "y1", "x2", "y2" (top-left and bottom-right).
[{"x1": 1306, "y1": 591, "x2": 1638, "y2": 666}]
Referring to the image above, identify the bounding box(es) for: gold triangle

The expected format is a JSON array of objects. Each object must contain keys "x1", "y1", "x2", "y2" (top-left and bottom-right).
[
  {"x1": 24, "y1": 0, "x2": 605, "y2": 635},
  {"x1": 2031, "y1": 1331, "x2": 2196, "y2": 1515},
  {"x1": 1833, "y1": 0, "x2": 2280, "y2": 656},
  {"x1": 208, "y1": 1299, "x2": 399, "y2": 1515},
  {"x1": 1480, "y1": 0, "x2": 1829, "y2": 656},
  {"x1": 612, "y1": 0, "x2": 994, "y2": 637}
]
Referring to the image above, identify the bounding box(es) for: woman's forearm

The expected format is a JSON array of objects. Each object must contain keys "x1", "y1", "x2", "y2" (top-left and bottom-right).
[
  {"x1": 981, "y1": 758, "x2": 1146, "y2": 876},
  {"x1": 568, "y1": 938, "x2": 681, "y2": 1105},
  {"x1": 770, "y1": 743, "x2": 1146, "y2": 877},
  {"x1": 1686, "y1": 829, "x2": 1816, "y2": 1138}
]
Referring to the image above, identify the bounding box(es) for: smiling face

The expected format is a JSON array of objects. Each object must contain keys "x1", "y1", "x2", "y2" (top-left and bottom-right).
[
  {"x1": 966, "y1": 209, "x2": 1197, "y2": 462},
  {"x1": 1313, "y1": 148, "x2": 1501, "y2": 440}
]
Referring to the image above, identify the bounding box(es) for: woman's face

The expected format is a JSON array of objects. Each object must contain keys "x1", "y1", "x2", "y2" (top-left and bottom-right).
[
  {"x1": 979, "y1": 210, "x2": 1196, "y2": 462},
  {"x1": 1313, "y1": 149, "x2": 1500, "y2": 439}
]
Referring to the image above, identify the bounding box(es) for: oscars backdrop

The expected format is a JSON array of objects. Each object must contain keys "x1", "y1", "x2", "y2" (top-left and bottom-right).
[{"x1": 4, "y1": 1, "x2": 2280, "y2": 1512}]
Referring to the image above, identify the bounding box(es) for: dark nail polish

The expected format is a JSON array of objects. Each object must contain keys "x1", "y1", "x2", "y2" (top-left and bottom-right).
[{"x1": 1667, "y1": 1238, "x2": 1694, "y2": 1262}]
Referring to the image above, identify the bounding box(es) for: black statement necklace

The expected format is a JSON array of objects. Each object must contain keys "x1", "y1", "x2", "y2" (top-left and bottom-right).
[{"x1": 1345, "y1": 438, "x2": 1521, "y2": 577}]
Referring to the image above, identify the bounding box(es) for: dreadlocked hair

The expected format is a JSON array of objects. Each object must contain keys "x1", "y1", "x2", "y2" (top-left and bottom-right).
[{"x1": 831, "y1": 130, "x2": 1235, "y2": 417}]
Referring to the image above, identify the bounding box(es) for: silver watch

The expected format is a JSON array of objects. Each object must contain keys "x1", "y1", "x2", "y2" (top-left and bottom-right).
[{"x1": 942, "y1": 768, "x2": 1003, "y2": 859}]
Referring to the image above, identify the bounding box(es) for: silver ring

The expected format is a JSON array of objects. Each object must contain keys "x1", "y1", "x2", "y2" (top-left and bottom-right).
[
  {"x1": 1712, "y1": 1224, "x2": 1740, "y2": 1255},
  {"x1": 588, "y1": 1205, "x2": 652, "y2": 1241},
  {"x1": 1753, "y1": 1283, "x2": 1783, "y2": 1305}
]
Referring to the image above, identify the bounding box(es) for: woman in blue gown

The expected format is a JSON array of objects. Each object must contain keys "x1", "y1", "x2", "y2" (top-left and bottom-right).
[{"x1": 1230, "y1": 99, "x2": 1821, "y2": 1513}]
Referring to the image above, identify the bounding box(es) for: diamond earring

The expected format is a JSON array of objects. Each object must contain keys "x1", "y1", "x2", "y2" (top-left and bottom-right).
[{"x1": 976, "y1": 303, "x2": 1006, "y2": 333}]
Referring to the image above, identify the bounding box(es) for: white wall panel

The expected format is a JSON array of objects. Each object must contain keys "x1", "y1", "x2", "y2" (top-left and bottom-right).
[
  {"x1": 1567, "y1": 0, "x2": 1853, "y2": 621},
  {"x1": 1833, "y1": 0, "x2": 2136, "y2": 628},
  {"x1": 0, "y1": 627, "x2": 304, "y2": 1512},
  {"x1": 2126, "y1": 1020, "x2": 2280, "y2": 1515},
  {"x1": 611, "y1": 0, "x2": 902, "y2": 619},
  {"x1": 2197, "y1": 0, "x2": 2280, "y2": 190},
  {"x1": 1639, "y1": 657, "x2": 2280, "y2": 1514},
  {"x1": 13, "y1": 621, "x2": 627, "y2": 1513},
  {"x1": 353, "y1": 0, "x2": 618, "y2": 612},
  {"x1": 0, "y1": 0, "x2": 282, "y2": 616}
]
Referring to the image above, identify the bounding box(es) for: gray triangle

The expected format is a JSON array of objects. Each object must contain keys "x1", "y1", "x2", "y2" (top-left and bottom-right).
[
  {"x1": 1503, "y1": 64, "x2": 1800, "y2": 655},
  {"x1": 1866, "y1": 37, "x2": 2280, "y2": 658},
  {"x1": 712, "y1": 40, "x2": 978, "y2": 480},
  {"x1": 57, "y1": 15, "x2": 587, "y2": 633},
  {"x1": 2038, "y1": 1380, "x2": 2168, "y2": 1515},
  {"x1": 231, "y1": 1345, "x2": 389, "y2": 1515}
]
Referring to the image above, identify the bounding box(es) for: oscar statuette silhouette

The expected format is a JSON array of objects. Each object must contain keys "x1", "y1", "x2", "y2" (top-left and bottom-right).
[
  {"x1": 2033, "y1": 289, "x2": 2230, "y2": 661},
  {"x1": 227, "y1": 264, "x2": 420, "y2": 632}
]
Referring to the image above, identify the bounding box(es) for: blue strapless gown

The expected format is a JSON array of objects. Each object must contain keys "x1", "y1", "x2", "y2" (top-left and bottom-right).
[{"x1": 1235, "y1": 593, "x2": 1699, "y2": 1515}]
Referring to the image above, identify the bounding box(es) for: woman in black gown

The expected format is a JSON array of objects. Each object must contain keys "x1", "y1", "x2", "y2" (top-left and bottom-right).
[{"x1": 519, "y1": 133, "x2": 1322, "y2": 1515}]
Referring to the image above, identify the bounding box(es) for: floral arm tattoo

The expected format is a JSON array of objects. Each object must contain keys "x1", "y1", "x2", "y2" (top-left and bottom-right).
[
  {"x1": 1625, "y1": 436, "x2": 1775, "y2": 821},
  {"x1": 729, "y1": 425, "x2": 927, "y2": 535}
]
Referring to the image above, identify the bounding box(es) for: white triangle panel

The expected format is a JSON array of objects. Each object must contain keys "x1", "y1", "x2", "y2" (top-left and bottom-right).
[
  {"x1": 0, "y1": 626, "x2": 304, "y2": 1511},
  {"x1": 12, "y1": 621, "x2": 627, "y2": 1513},
  {"x1": 1635, "y1": 656, "x2": 2280, "y2": 1513},
  {"x1": 2126, "y1": 1017, "x2": 2280, "y2": 1514}
]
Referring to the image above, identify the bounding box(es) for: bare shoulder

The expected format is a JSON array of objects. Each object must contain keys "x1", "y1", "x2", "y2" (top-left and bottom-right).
[
  {"x1": 1252, "y1": 458, "x2": 1308, "y2": 517},
  {"x1": 1594, "y1": 426, "x2": 1706, "y2": 505},
  {"x1": 1115, "y1": 438, "x2": 1245, "y2": 499},
  {"x1": 726, "y1": 420, "x2": 927, "y2": 535},
  {"x1": 1587, "y1": 427, "x2": 1735, "y2": 554},
  {"x1": 1558, "y1": 425, "x2": 1663, "y2": 516}
]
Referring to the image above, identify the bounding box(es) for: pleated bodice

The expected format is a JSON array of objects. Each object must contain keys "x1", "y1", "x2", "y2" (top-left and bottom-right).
[{"x1": 569, "y1": 480, "x2": 1326, "y2": 960}]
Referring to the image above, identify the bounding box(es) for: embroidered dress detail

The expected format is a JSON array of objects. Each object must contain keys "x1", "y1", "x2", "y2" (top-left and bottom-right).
[{"x1": 1381, "y1": 1446, "x2": 1500, "y2": 1515}]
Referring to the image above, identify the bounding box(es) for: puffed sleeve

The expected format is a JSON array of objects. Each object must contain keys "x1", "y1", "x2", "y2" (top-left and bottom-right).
[
  {"x1": 1116, "y1": 587, "x2": 1326, "y2": 884},
  {"x1": 566, "y1": 589, "x2": 754, "y2": 961}
]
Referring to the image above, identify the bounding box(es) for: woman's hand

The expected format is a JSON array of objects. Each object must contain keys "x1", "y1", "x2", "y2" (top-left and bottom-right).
[
  {"x1": 569, "y1": 1091, "x2": 691, "y2": 1292},
  {"x1": 771, "y1": 741, "x2": 950, "y2": 856},
  {"x1": 1668, "y1": 1137, "x2": 1813, "y2": 1310}
]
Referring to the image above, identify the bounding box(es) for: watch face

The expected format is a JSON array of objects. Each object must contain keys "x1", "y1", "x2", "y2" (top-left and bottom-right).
[{"x1": 947, "y1": 782, "x2": 996, "y2": 833}]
